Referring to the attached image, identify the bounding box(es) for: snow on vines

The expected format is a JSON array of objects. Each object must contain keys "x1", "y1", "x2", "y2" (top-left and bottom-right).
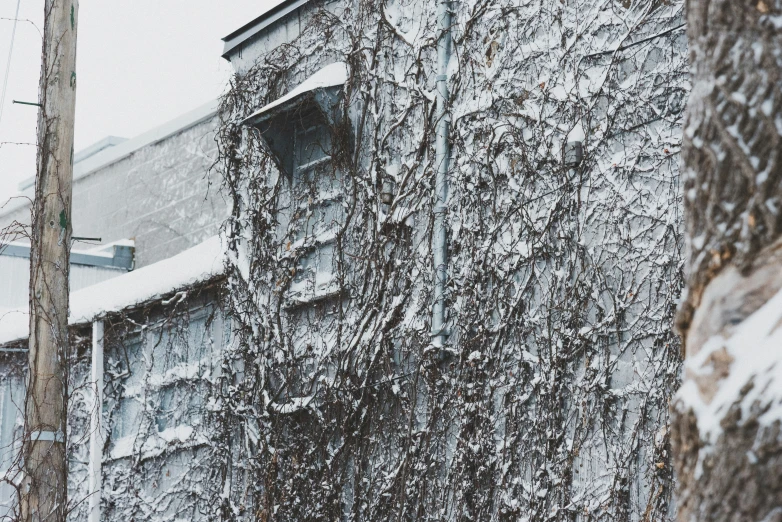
[{"x1": 214, "y1": 0, "x2": 687, "y2": 519}]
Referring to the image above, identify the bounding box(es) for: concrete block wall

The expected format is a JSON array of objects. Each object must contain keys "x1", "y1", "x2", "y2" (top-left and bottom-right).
[{"x1": 0, "y1": 111, "x2": 228, "y2": 269}]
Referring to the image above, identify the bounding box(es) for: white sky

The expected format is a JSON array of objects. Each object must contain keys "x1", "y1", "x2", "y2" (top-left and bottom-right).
[{"x1": 0, "y1": 0, "x2": 280, "y2": 201}]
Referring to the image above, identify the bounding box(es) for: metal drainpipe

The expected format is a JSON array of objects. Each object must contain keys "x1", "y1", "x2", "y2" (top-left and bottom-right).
[
  {"x1": 432, "y1": 0, "x2": 453, "y2": 350},
  {"x1": 88, "y1": 320, "x2": 104, "y2": 522}
]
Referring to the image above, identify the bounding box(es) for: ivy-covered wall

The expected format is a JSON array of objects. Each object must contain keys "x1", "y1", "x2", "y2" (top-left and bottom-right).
[
  {"x1": 0, "y1": 286, "x2": 229, "y2": 522},
  {"x1": 98, "y1": 291, "x2": 229, "y2": 521},
  {"x1": 215, "y1": 0, "x2": 687, "y2": 520}
]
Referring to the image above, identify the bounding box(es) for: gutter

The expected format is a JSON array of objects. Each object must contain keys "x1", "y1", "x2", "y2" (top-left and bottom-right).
[{"x1": 88, "y1": 320, "x2": 104, "y2": 522}]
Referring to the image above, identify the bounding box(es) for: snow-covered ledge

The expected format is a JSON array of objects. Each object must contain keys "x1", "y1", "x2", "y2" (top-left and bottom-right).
[
  {"x1": 0, "y1": 235, "x2": 226, "y2": 346},
  {"x1": 242, "y1": 61, "x2": 348, "y2": 124}
]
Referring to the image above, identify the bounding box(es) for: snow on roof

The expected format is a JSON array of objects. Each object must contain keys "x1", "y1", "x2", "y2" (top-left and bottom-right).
[
  {"x1": 242, "y1": 62, "x2": 348, "y2": 124},
  {"x1": 676, "y1": 285, "x2": 782, "y2": 447},
  {"x1": 0, "y1": 235, "x2": 225, "y2": 346}
]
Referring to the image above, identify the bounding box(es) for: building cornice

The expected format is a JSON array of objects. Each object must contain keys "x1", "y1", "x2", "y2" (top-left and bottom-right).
[{"x1": 221, "y1": 0, "x2": 311, "y2": 60}]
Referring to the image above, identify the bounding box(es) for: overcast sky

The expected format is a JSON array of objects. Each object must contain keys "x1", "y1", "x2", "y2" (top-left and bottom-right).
[{"x1": 0, "y1": 0, "x2": 279, "y2": 201}]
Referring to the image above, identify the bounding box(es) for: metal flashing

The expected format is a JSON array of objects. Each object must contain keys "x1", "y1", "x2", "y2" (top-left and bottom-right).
[
  {"x1": 74, "y1": 136, "x2": 128, "y2": 164},
  {"x1": 0, "y1": 242, "x2": 134, "y2": 270},
  {"x1": 221, "y1": 0, "x2": 311, "y2": 59},
  {"x1": 18, "y1": 136, "x2": 130, "y2": 192}
]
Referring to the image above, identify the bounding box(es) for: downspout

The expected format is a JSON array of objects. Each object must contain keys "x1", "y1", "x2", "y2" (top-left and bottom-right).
[
  {"x1": 432, "y1": 0, "x2": 452, "y2": 350},
  {"x1": 88, "y1": 320, "x2": 104, "y2": 522}
]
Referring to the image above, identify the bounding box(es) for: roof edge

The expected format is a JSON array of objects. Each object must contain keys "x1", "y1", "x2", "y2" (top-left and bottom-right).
[
  {"x1": 222, "y1": 0, "x2": 311, "y2": 59},
  {"x1": 0, "y1": 235, "x2": 226, "y2": 346},
  {"x1": 17, "y1": 136, "x2": 129, "y2": 192},
  {"x1": 0, "y1": 100, "x2": 219, "y2": 220},
  {"x1": 72, "y1": 99, "x2": 218, "y2": 184}
]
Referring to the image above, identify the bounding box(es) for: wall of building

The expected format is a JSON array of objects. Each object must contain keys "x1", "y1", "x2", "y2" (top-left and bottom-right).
[
  {"x1": 0, "y1": 0, "x2": 690, "y2": 519},
  {"x1": 0, "y1": 282, "x2": 227, "y2": 521},
  {"x1": 0, "y1": 106, "x2": 228, "y2": 269},
  {"x1": 215, "y1": 0, "x2": 687, "y2": 519},
  {"x1": 0, "y1": 255, "x2": 125, "y2": 309},
  {"x1": 97, "y1": 291, "x2": 228, "y2": 522}
]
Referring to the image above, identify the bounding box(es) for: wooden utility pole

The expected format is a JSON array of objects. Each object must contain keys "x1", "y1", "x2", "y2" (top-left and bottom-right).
[{"x1": 23, "y1": 0, "x2": 78, "y2": 520}]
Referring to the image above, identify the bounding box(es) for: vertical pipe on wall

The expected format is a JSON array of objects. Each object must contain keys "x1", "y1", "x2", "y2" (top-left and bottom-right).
[
  {"x1": 432, "y1": 0, "x2": 452, "y2": 350},
  {"x1": 88, "y1": 320, "x2": 104, "y2": 522}
]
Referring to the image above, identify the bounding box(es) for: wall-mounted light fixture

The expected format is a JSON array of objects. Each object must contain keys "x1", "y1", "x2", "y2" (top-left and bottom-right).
[{"x1": 564, "y1": 141, "x2": 583, "y2": 167}]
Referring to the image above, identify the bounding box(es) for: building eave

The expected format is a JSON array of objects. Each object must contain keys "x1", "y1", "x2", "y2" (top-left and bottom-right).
[
  {"x1": 0, "y1": 235, "x2": 226, "y2": 346},
  {"x1": 221, "y1": 0, "x2": 311, "y2": 60}
]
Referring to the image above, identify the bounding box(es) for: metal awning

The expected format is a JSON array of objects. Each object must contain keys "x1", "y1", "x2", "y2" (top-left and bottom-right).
[
  {"x1": 242, "y1": 62, "x2": 348, "y2": 127},
  {"x1": 242, "y1": 62, "x2": 350, "y2": 177}
]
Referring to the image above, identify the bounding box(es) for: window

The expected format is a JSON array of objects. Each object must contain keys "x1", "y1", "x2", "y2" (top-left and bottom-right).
[
  {"x1": 286, "y1": 118, "x2": 344, "y2": 303},
  {"x1": 108, "y1": 308, "x2": 221, "y2": 459},
  {"x1": 155, "y1": 383, "x2": 204, "y2": 432},
  {"x1": 242, "y1": 63, "x2": 350, "y2": 305}
]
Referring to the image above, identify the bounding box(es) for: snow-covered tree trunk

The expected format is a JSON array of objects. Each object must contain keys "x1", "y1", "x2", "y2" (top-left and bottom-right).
[{"x1": 673, "y1": 0, "x2": 782, "y2": 518}]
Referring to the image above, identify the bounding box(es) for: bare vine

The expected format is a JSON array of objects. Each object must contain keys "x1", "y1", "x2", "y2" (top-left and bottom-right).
[{"x1": 213, "y1": 0, "x2": 687, "y2": 520}]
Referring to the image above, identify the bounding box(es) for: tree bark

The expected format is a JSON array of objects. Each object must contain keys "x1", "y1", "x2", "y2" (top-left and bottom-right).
[
  {"x1": 22, "y1": 1, "x2": 78, "y2": 520},
  {"x1": 674, "y1": 0, "x2": 782, "y2": 518}
]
